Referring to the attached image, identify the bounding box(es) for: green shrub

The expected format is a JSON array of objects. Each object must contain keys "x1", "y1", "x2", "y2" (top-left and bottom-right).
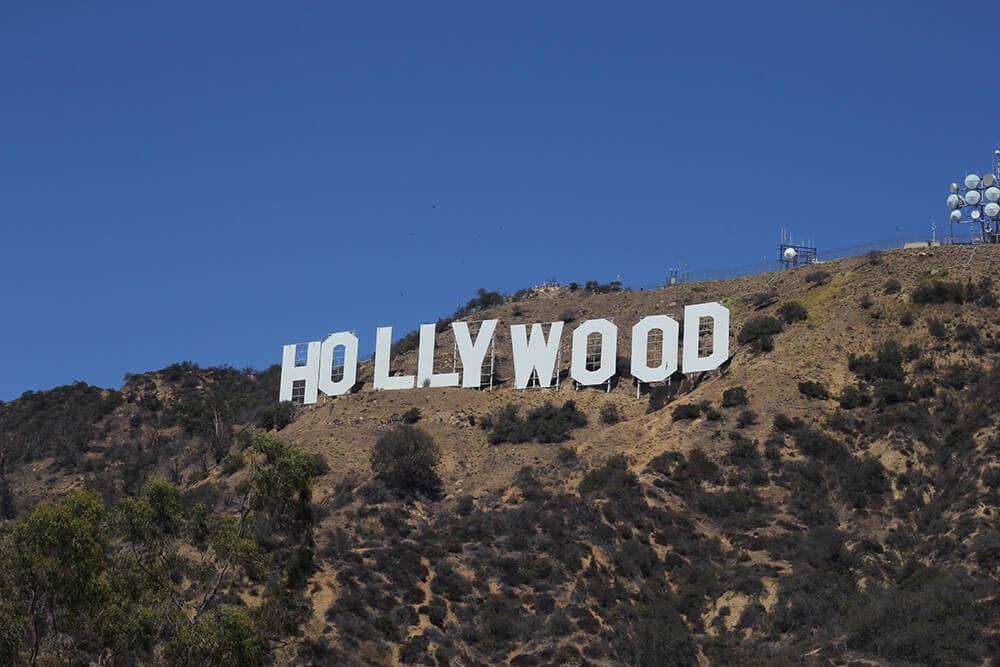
[
  {"x1": 900, "y1": 311, "x2": 914, "y2": 326},
  {"x1": 736, "y1": 410, "x2": 758, "y2": 428},
  {"x1": 883, "y1": 278, "x2": 901, "y2": 293},
  {"x1": 846, "y1": 571, "x2": 988, "y2": 665},
  {"x1": 257, "y1": 401, "x2": 296, "y2": 431},
  {"x1": 926, "y1": 317, "x2": 947, "y2": 339},
  {"x1": 221, "y1": 452, "x2": 245, "y2": 475},
  {"x1": 579, "y1": 460, "x2": 640, "y2": 500},
  {"x1": 671, "y1": 404, "x2": 701, "y2": 421},
  {"x1": 401, "y1": 407, "x2": 421, "y2": 424},
  {"x1": 798, "y1": 381, "x2": 830, "y2": 400},
  {"x1": 805, "y1": 270, "x2": 830, "y2": 285},
  {"x1": 721, "y1": 386, "x2": 748, "y2": 407},
  {"x1": 777, "y1": 301, "x2": 808, "y2": 323},
  {"x1": 558, "y1": 309, "x2": 576, "y2": 323},
  {"x1": 488, "y1": 400, "x2": 587, "y2": 444},
  {"x1": 773, "y1": 413, "x2": 803, "y2": 432},
  {"x1": 838, "y1": 384, "x2": 871, "y2": 410},
  {"x1": 955, "y1": 323, "x2": 979, "y2": 343},
  {"x1": 646, "y1": 384, "x2": 676, "y2": 413},
  {"x1": 456, "y1": 495, "x2": 474, "y2": 516},
  {"x1": 557, "y1": 446, "x2": 577, "y2": 463},
  {"x1": 912, "y1": 281, "x2": 964, "y2": 304},
  {"x1": 848, "y1": 340, "x2": 904, "y2": 382},
  {"x1": 752, "y1": 291, "x2": 778, "y2": 308},
  {"x1": 398, "y1": 634, "x2": 429, "y2": 662},
  {"x1": 370, "y1": 426, "x2": 443, "y2": 500},
  {"x1": 860, "y1": 295, "x2": 873, "y2": 309},
  {"x1": 738, "y1": 316, "x2": 783, "y2": 350},
  {"x1": 599, "y1": 403, "x2": 622, "y2": 424},
  {"x1": 875, "y1": 381, "x2": 912, "y2": 405}
]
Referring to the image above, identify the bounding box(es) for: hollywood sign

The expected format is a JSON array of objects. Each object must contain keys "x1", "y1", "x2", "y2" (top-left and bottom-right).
[{"x1": 280, "y1": 302, "x2": 730, "y2": 405}]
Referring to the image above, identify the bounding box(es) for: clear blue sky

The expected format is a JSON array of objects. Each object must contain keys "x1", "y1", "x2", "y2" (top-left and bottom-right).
[{"x1": 2, "y1": 1, "x2": 998, "y2": 400}]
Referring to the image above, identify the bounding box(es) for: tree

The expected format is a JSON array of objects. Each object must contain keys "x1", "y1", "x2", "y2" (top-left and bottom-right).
[{"x1": 370, "y1": 426, "x2": 443, "y2": 500}]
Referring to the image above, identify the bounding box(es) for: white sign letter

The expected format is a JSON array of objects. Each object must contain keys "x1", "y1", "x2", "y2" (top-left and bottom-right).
[
  {"x1": 630, "y1": 315, "x2": 679, "y2": 383},
  {"x1": 453, "y1": 319, "x2": 498, "y2": 388},
  {"x1": 318, "y1": 331, "x2": 359, "y2": 397},
  {"x1": 511, "y1": 322, "x2": 564, "y2": 389},
  {"x1": 280, "y1": 341, "x2": 320, "y2": 404},
  {"x1": 373, "y1": 326, "x2": 415, "y2": 390},
  {"x1": 417, "y1": 323, "x2": 460, "y2": 388},
  {"x1": 570, "y1": 319, "x2": 618, "y2": 386},
  {"x1": 682, "y1": 302, "x2": 730, "y2": 373}
]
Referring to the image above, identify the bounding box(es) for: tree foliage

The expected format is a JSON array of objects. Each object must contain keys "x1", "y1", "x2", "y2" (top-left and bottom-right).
[{"x1": 371, "y1": 426, "x2": 443, "y2": 500}]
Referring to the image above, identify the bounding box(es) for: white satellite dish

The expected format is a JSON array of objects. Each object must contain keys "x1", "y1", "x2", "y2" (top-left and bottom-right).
[
  {"x1": 947, "y1": 194, "x2": 964, "y2": 210},
  {"x1": 983, "y1": 174, "x2": 997, "y2": 187},
  {"x1": 985, "y1": 186, "x2": 1000, "y2": 203},
  {"x1": 950, "y1": 209, "x2": 963, "y2": 222},
  {"x1": 966, "y1": 190, "x2": 982, "y2": 205},
  {"x1": 783, "y1": 247, "x2": 797, "y2": 260},
  {"x1": 985, "y1": 202, "x2": 1000, "y2": 219},
  {"x1": 971, "y1": 209, "x2": 981, "y2": 220},
  {"x1": 966, "y1": 174, "x2": 982, "y2": 189}
]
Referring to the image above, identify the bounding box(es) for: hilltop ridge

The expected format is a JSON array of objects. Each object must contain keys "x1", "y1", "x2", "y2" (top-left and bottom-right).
[{"x1": 2, "y1": 245, "x2": 1000, "y2": 665}]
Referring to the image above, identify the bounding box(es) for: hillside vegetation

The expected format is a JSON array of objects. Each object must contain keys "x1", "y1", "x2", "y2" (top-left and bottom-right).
[{"x1": 2, "y1": 246, "x2": 1000, "y2": 665}]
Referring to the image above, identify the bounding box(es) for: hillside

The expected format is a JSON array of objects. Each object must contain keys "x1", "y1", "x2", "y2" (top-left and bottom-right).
[{"x1": 2, "y1": 245, "x2": 1000, "y2": 665}]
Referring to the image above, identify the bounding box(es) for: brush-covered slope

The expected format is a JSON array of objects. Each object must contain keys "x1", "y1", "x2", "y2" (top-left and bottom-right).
[{"x1": 2, "y1": 245, "x2": 1000, "y2": 665}]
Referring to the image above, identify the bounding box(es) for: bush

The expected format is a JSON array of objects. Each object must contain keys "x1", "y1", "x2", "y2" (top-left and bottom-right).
[
  {"x1": 736, "y1": 410, "x2": 758, "y2": 428},
  {"x1": 848, "y1": 340, "x2": 904, "y2": 382},
  {"x1": 875, "y1": 380, "x2": 912, "y2": 405},
  {"x1": 777, "y1": 301, "x2": 808, "y2": 323},
  {"x1": 883, "y1": 278, "x2": 901, "y2": 293},
  {"x1": 860, "y1": 295, "x2": 873, "y2": 309},
  {"x1": 401, "y1": 407, "x2": 420, "y2": 424},
  {"x1": 557, "y1": 446, "x2": 578, "y2": 463},
  {"x1": 773, "y1": 413, "x2": 803, "y2": 432},
  {"x1": 926, "y1": 318, "x2": 947, "y2": 339},
  {"x1": 599, "y1": 403, "x2": 622, "y2": 425},
  {"x1": 846, "y1": 571, "x2": 988, "y2": 665},
  {"x1": 838, "y1": 384, "x2": 871, "y2": 410},
  {"x1": 456, "y1": 495, "x2": 475, "y2": 516},
  {"x1": 738, "y1": 316, "x2": 783, "y2": 349},
  {"x1": 955, "y1": 323, "x2": 979, "y2": 343},
  {"x1": 797, "y1": 381, "x2": 830, "y2": 400},
  {"x1": 752, "y1": 291, "x2": 778, "y2": 309},
  {"x1": 672, "y1": 404, "x2": 701, "y2": 421},
  {"x1": 900, "y1": 311, "x2": 914, "y2": 327},
  {"x1": 558, "y1": 309, "x2": 576, "y2": 323},
  {"x1": 488, "y1": 401, "x2": 587, "y2": 444},
  {"x1": 257, "y1": 401, "x2": 297, "y2": 431},
  {"x1": 646, "y1": 384, "x2": 676, "y2": 413},
  {"x1": 912, "y1": 281, "x2": 964, "y2": 304},
  {"x1": 370, "y1": 426, "x2": 443, "y2": 500},
  {"x1": 721, "y1": 387, "x2": 748, "y2": 407},
  {"x1": 805, "y1": 271, "x2": 830, "y2": 285}
]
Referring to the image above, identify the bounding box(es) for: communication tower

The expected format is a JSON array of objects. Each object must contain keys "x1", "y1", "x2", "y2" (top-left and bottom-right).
[
  {"x1": 778, "y1": 227, "x2": 817, "y2": 269},
  {"x1": 946, "y1": 149, "x2": 1000, "y2": 243}
]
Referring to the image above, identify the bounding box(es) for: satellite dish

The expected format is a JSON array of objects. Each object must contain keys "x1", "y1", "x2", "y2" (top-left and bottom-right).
[
  {"x1": 985, "y1": 202, "x2": 1000, "y2": 219},
  {"x1": 966, "y1": 190, "x2": 982, "y2": 205},
  {"x1": 951, "y1": 182, "x2": 961, "y2": 192},
  {"x1": 971, "y1": 209, "x2": 981, "y2": 220},
  {"x1": 783, "y1": 247, "x2": 797, "y2": 260},
  {"x1": 951, "y1": 209, "x2": 963, "y2": 222},
  {"x1": 947, "y1": 194, "x2": 964, "y2": 210},
  {"x1": 985, "y1": 186, "x2": 1000, "y2": 203},
  {"x1": 984, "y1": 174, "x2": 997, "y2": 187},
  {"x1": 966, "y1": 174, "x2": 981, "y2": 189}
]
